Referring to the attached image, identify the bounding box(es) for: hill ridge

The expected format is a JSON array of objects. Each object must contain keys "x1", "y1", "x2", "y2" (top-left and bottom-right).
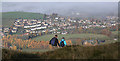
[
  {"x1": 2, "y1": 12, "x2": 44, "y2": 27},
  {"x1": 2, "y1": 42, "x2": 119, "y2": 60}
]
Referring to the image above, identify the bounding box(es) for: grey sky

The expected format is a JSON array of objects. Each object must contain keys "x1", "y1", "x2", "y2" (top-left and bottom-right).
[
  {"x1": 1, "y1": 0, "x2": 119, "y2": 2},
  {"x1": 2, "y1": 2, "x2": 118, "y2": 17}
]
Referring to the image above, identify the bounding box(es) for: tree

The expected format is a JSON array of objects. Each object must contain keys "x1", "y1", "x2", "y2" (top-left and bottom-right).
[
  {"x1": 13, "y1": 45, "x2": 17, "y2": 50},
  {"x1": 39, "y1": 32, "x2": 42, "y2": 36},
  {"x1": 49, "y1": 45, "x2": 53, "y2": 49},
  {"x1": 45, "y1": 29, "x2": 48, "y2": 35},
  {"x1": 78, "y1": 27, "x2": 83, "y2": 33}
]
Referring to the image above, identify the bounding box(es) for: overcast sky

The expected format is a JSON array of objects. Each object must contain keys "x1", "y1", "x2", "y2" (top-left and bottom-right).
[
  {"x1": 2, "y1": 2, "x2": 118, "y2": 17},
  {"x1": 1, "y1": 0, "x2": 119, "y2": 2}
]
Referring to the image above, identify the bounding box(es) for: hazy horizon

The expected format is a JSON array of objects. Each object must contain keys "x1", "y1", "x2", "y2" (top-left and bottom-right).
[{"x1": 2, "y1": 2, "x2": 118, "y2": 17}]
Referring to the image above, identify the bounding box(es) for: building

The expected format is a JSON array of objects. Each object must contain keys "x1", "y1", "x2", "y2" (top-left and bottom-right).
[{"x1": 4, "y1": 28, "x2": 9, "y2": 33}]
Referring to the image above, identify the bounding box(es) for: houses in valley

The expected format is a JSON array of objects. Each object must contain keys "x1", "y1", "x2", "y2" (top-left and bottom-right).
[{"x1": 2, "y1": 13, "x2": 118, "y2": 37}]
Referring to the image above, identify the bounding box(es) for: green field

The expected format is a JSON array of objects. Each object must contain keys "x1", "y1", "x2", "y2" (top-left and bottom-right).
[
  {"x1": 32, "y1": 33, "x2": 111, "y2": 41},
  {"x1": 2, "y1": 12, "x2": 44, "y2": 27},
  {"x1": 112, "y1": 31, "x2": 118, "y2": 35}
]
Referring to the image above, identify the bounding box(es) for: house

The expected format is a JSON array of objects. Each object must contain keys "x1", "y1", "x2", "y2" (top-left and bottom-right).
[
  {"x1": 16, "y1": 19, "x2": 22, "y2": 22},
  {"x1": 59, "y1": 17, "x2": 65, "y2": 20},
  {"x1": 32, "y1": 22, "x2": 37, "y2": 25},
  {"x1": 25, "y1": 29, "x2": 31, "y2": 32},
  {"x1": 13, "y1": 27, "x2": 17, "y2": 30},
  {"x1": 36, "y1": 27, "x2": 42, "y2": 30},
  {"x1": 12, "y1": 29, "x2": 17, "y2": 33},
  {"x1": 30, "y1": 31, "x2": 36, "y2": 33},
  {"x1": 32, "y1": 19, "x2": 37, "y2": 21},
  {"x1": 61, "y1": 31, "x2": 68, "y2": 34},
  {"x1": 48, "y1": 29, "x2": 54, "y2": 32},
  {"x1": 57, "y1": 32, "x2": 60, "y2": 34},
  {"x1": 55, "y1": 17, "x2": 59, "y2": 20},
  {"x1": 0, "y1": 27, "x2": 2, "y2": 31},
  {"x1": 44, "y1": 23, "x2": 48, "y2": 26},
  {"x1": 35, "y1": 26, "x2": 47, "y2": 30},
  {"x1": 23, "y1": 19, "x2": 27, "y2": 21},
  {"x1": 23, "y1": 33, "x2": 29, "y2": 35},
  {"x1": 37, "y1": 21, "x2": 41, "y2": 24},
  {"x1": 4, "y1": 28, "x2": 9, "y2": 33},
  {"x1": 40, "y1": 26, "x2": 47, "y2": 29},
  {"x1": 15, "y1": 23, "x2": 24, "y2": 27},
  {"x1": 101, "y1": 25, "x2": 106, "y2": 28},
  {"x1": 35, "y1": 24, "x2": 41, "y2": 27},
  {"x1": 31, "y1": 28, "x2": 36, "y2": 31},
  {"x1": 24, "y1": 26, "x2": 30, "y2": 28},
  {"x1": 42, "y1": 30, "x2": 46, "y2": 33}
]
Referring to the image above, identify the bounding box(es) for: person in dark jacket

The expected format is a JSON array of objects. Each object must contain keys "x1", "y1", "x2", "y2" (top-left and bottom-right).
[{"x1": 49, "y1": 35, "x2": 60, "y2": 47}]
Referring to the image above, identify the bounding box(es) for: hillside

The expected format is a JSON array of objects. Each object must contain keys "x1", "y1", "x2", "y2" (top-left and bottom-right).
[
  {"x1": 40, "y1": 42, "x2": 119, "y2": 59},
  {"x1": 2, "y1": 42, "x2": 119, "y2": 60},
  {"x1": 2, "y1": 12, "x2": 44, "y2": 27}
]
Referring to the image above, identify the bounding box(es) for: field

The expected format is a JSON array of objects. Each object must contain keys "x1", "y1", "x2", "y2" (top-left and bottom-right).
[
  {"x1": 2, "y1": 12, "x2": 44, "y2": 27},
  {"x1": 32, "y1": 33, "x2": 119, "y2": 46},
  {"x1": 32, "y1": 33, "x2": 111, "y2": 41},
  {"x1": 112, "y1": 31, "x2": 118, "y2": 35}
]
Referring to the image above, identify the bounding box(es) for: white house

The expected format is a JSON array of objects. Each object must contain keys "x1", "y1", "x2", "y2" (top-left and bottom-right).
[
  {"x1": 4, "y1": 28, "x2": 9, "y2": 33},
  {"x1": 25, "y1": 29, "x2": 31, "y2": 32},
  {"x1": 12, "y1": 29, "x2": 17, "y2": 33},
  {"x1": 31, "y1": 28, "x2": 36, "y2": 31},
  {"x1": 13, "y1": 27, "x2": 17, "y2": 30}
]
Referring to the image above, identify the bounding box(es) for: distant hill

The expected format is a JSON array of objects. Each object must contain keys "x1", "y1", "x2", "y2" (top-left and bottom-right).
[
  {"x1": 2, "y1": 12, "x2": 44, "y2": 27},
  {"x1": 2, "y1": 42, "x2": 119, "y2": 60}
]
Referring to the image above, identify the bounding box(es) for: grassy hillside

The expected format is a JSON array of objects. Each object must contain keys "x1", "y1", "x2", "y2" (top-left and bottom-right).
[
  {"x1": 2, "y1": 12, "x2": 44, "y2": 27},
  {"x1": 41, "y1": 42, "x2": 119, "y2": 59},
  {"x1": 2, "y1": 12, "x2": 44, "y2": 19},
  {"x1": 2, "y1": 42, "x2": 119, "y2": 60}
]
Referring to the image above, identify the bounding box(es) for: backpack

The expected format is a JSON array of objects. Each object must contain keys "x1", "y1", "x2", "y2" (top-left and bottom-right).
[
  {"x1": 49, "y1": 38, "x2": 56, "y2": 46},
  {"x1": 61, "y1": 41, "x2": 65, "y2": 47}
]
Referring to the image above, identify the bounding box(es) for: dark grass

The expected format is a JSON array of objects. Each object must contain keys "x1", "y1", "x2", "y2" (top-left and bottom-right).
[
  {"x1": 40, "y1": 42, "x2": 119, "y2": 59},
  {"x1": 2, "y1": 42, "x2": 119, "y2": 61}
]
